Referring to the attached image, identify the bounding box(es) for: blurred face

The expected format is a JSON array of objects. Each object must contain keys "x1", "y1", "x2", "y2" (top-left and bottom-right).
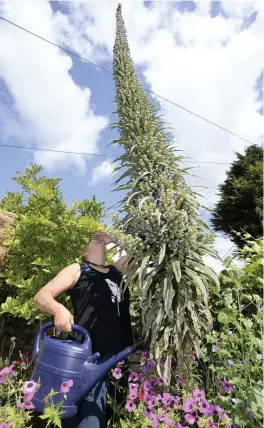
[{"x1": 84, "y1": 239, "x2": 106, "y2": 260}]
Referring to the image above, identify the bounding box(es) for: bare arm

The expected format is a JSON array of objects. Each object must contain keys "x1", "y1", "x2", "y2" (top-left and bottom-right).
[
  {"x1": 113, "y1": 254, "x2": 133, "y2": 276},
  {"x1": 34, "y1": 263, "x2": 80, "y2": 332}
]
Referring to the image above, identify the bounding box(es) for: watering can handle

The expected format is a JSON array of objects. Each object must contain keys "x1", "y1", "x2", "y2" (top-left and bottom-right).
[{"x1": 33, "y1": 321, "x2": 92, "y2": 361}]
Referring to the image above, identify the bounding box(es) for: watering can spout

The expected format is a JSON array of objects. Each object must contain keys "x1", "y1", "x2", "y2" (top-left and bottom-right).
[{"x1": 80, "y1": 333, "x2": 150, "y2": 398}]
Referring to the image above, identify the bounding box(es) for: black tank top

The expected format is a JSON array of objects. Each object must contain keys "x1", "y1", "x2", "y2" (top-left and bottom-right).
[{"x1": 69, "y1": 262, "x2": 133, "y2": 355}]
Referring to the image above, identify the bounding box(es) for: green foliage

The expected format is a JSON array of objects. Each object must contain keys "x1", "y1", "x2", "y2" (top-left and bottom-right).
[
  {"x1": 211, "y1": 144, "x2": 263, "y2": 248},
  {"x1": 201, "y1": 236, "x2": 263, "y2": 427},
  {"x1": 0, "y1": 339, "x2": 67, "y2": 427},
  {"x1": 111, "y1": 4, "x2": 219, "y2": 385},
  {"x1": 0, "y1": 163, "x2": 107, "y2": 322}
]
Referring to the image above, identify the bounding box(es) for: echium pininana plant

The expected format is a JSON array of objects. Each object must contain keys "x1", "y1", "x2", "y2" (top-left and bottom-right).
[{"x1": 110, "y1": 4, "x2": 220, "y2": 386}]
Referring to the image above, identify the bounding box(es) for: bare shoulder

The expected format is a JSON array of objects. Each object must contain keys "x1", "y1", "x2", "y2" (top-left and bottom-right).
[
  {"x1": 58, "y1": 263, "x2": 81, "y2": 285},
  {"x1": 113, "y1": 254, "x2": 131, "y2": 276}
]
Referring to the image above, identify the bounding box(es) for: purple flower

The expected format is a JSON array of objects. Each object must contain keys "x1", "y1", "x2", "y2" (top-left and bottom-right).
[
  {"x1": 208, "y1": 422, "x2": 218, "y2": 428},
  {"x1": 147, "y1": 359, "x2": 156, "y2": 369},
  {"x1": 161, "y1": 392, "x2": 173, "y2": 407},
  {"x1": 147, "y1": 396, "x2": 156, "y2": 408},
  {"x1": 199, "y1": 399, "x2": 211, "y2": 416},
  {"x1": 125, "y1": 399, "x2": 136, "y2": 412},
  {"x1": 240, "y1": 304, "x2": 245, "y2": 309},
  {"x1": 185, "y1": 411, "x2": 197, "y2": 424},
  {"x1": 210, "y1": 404, "x2": 223, "y2": 417},
  {"x1": 226, "y1": 360, "x2": 233, "y2": 367},
  {"x1": 60, "y1": 379, "x2": 73, "y2": 393},
  {"x1": 242, "y1": 359, "x2": 250, "y2": 365},
  {"x1": 157, "y1": 376, "x2": 163, "y2": 386},
  {"x1": 220, "y1": 379, "x2": 234, "y2": 393},
  {"x1": 143, "y1": 380, "x2": 153, "y2": 391},
  {"x1": 212, "y1": 345, "x2": 220, "y2": 353},
  {"x1": 112, "y1": 368, "x2": 122, "y2": 379},
  {"x1": 129, "y1": 371, "x2": 139, "y2": 382},
  {"x1": 178, "y1": 375, "x2": 184, "y2": 383},
  {"x1": 159, "y1": 414, "x2": 173, "y2": 427},
  {"x1": 145, "y1": 407, "x2": 154, "y2": 417},
  {"x1": 193, "y1": 388, "x2": 205, "y2": 402},
  {"x1": 0, "y1": 423, "x2": 11, "y2": 428},
  {"x1": 182, "y1": 397, "x2": 195, "y2": 413},
  {"x1": 0, "y1": 365, "x2": 15, "y2": 383},
  {"x1": 257, "y1": 306, "x2": 262, "y2": 312},
  {"x1": 141, "y1": 351, "x2": 148, "y2": 360}
]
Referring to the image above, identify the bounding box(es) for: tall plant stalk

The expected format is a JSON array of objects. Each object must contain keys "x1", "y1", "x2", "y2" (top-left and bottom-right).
[{"x1": 111, "y1": 4, "x2": 219, "y2": 386}]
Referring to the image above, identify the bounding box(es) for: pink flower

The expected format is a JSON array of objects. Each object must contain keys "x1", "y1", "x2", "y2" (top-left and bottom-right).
[
  {"x1": 185, "y1": 410, "x2": 198, "y2": 424},
  {"x1": 173, "y1": 395, "x2": 181, "y2": 409},
  {"x1": 199, "y1": 399, "x2": 211, "y2": 416},
  {"x1": 112, "y1": 368, "x2": 122, "y2": 379},
  {"x1": 161, "y1": 392, "x2": 173, "y2": 407},
  {"x1": 129, "y1": 371, "x2": 139, "y2": 382},
  {"x1": 182, "y1": 397, "x2": 195, "y2": 413},
  {"x1": 18, "y1": 401, "x2": 35, "y2": 410},
  {"x1": 128, "y1": 390, "x2": 138, "y2": 400},
  {"x1": 0, "y1": 365, "x2": 15, "y2": 376},
  {"x1": 147, "y1": 396, "x2": 156, "y2": 408},
  {"x1": 22, "y1": 381, "x2": 38, "y2": 395},
  {"x1": 60, "y1": 379, "x2": 73, "y2": 393},
  {"x1": 0, "y1": 365, "x2": 15, "y2": 383},
  {"x1": 0, "y1": 423, "x2": 11, "y2": 428},
  {"x1": 148, "y1": 414, "x2": 159, "y2": 428},
  {"x1": 125, "y1": 399, "x2": 136, "y2": 412},
  {"x1": 141, "y1": 351, "x2": 148, "y2": 360},
  {"x1": 193, "y1": 388, "x2": 205, "y2": 402},
  {"x1": 178, "y1": 375, "x2": 184, "y2": 383},
  {"x1": 154, "y1": 393, "x2": 162, "y2": 400},
  {"x1": 159, "y1": 414, "x2": 173, "y2": 427},
  {"x1": 129, "y1": 382, "x2": 138, "y2": 392}
]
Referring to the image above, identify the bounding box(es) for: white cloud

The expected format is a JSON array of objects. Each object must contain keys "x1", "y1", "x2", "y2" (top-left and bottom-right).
[
  {"x1": 0, "y1": 1, "x2": 108, "y2": 172},
  {"x1": 88, "y1": 159, "x2": 116, "y2": 186}
]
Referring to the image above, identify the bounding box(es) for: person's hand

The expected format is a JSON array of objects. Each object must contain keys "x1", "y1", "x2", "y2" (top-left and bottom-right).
[
  {"x1": 54, "y1": 305, "x2": 74, "y2": 333},
  {"x1": 91, "y1": 231, "x2": 112, "y2": 245}
]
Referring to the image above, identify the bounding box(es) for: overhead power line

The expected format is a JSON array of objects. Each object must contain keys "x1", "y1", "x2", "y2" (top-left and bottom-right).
[
  {"x1": 0, "y1": 16, "x2": 254, "y2": 145},
  {"x1": 0, "y1": 142, "x2": 232, "y2": 165}
]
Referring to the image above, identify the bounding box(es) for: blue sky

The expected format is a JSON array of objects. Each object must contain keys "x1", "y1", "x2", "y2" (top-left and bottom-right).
[{"x1": 0, "y1": 0, "x2": 263, "y2": 268}]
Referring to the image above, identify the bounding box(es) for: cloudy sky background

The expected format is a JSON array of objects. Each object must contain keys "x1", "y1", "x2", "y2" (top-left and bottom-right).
[{"x1": 0, "y1": 0, "x2": 263, "y2": 270}]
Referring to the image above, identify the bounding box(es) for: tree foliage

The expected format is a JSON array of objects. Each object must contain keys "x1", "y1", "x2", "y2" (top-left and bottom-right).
[
  {"x1": 211, "y1": 144, "x2": 263, "y2": 248},
  {"x1": 0, "y1": 164, "x2": 107, "y2": 322},
  {"x1": 111, "y1": 4, "x2": 220, "y2": 385}
]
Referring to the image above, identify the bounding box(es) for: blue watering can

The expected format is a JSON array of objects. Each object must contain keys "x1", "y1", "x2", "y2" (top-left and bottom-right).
[{"x1": 30, "y1": 322, "x2": 148, "y2": 419}]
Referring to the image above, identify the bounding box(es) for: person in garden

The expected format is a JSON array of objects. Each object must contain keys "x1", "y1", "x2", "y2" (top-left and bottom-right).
[{"x1": 34, "y1": 231, "x2": 133, "y2": 428}]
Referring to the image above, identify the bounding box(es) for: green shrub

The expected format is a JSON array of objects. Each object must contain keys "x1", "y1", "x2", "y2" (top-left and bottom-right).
[{"x1": 201, "y1": 236, "x2": 263, "y2": 427}]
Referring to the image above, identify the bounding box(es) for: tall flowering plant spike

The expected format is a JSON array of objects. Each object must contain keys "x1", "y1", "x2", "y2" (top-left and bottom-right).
[{"x1": 112, "y1": 4, "x2": 219, "y2": 386}]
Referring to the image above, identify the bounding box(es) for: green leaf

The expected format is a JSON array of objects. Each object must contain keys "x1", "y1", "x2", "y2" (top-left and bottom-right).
[
  {"x1": 163, "y1": 275, "x2": 175, "y2": 316},
  {"x1": 171, "y1": 260, "x2": 181, "y2": 283},
  {"x1": 217, "y1": 311, "x2": 230, "y2": 324},
  {"x1": 138, "y1": 196, "x2": 150, "y2": 211},
  {"x1": 159, "y1": 243, "x2": 166, "y2": 265}
]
